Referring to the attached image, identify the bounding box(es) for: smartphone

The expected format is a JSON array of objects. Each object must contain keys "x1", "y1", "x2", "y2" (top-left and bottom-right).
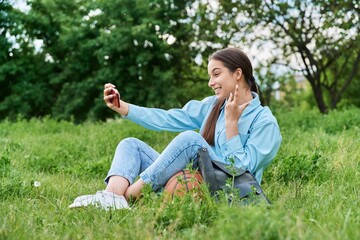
[{"x1": 110, "y1": 89, "x2": 120, "y2": 108}]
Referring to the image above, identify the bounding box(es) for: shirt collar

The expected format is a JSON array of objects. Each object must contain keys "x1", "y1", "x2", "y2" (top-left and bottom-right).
[{"x1": 220, "y1": 92, "x2": 261, "y2": 116}]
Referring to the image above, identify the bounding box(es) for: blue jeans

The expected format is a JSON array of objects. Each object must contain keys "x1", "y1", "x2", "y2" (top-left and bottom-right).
[{"x1": 105, "y1": 130, "x2": 217, "y2": 191}]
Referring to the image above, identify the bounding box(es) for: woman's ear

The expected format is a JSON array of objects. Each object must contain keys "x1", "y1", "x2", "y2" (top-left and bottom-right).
[{"x1": 235, "y1": 68, "x2": 242, "y2": 80}]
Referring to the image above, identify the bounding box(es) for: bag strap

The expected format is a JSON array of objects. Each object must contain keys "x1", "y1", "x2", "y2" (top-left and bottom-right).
[{"x1": 197, "y1": 147, "x2": 221, "y2": 194}]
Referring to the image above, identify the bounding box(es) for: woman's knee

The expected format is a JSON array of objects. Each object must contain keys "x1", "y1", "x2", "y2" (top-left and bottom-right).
[
  {"x1": 174, "y1": 130, "x2": 203, "y2": 142},
  {"x1": 116, "y1": 137, "x2": 140, "y2": 149}
]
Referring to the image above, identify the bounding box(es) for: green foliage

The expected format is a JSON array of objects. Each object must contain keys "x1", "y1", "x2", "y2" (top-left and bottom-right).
[
  {"x1": 2, "y1": 0, "x2": 358, "y2": 122},
  {"x1": 0, "y1": 148, "x2": 10, "y2": 177},
  {"x1": 0, "y1": 108, "x2": 359, "y2": 239},
  {"x1": 0, "y1": 0, "x2": 209, "y2": 122},
  {"x1": 156, "y1": 194, "x2": 216, "y2": 232},
  {"x1": 198, "y1": 0, "x2": 360, "y2": 113},
  {"x1": 336, "y1": 72, "x2": 360, "y2": 109},
  {"x1": 273, "y1": 151, "x2": 324, "y2": 184},
  {"x1": 0, "y1": 142, "x2": 31, "y2": 201},
  {"x1": 0, "y1": 1, "x2": 13, "y2": 64},
  {"x1": 276, "y1": 106, "x2": 360, "y2": 134}
]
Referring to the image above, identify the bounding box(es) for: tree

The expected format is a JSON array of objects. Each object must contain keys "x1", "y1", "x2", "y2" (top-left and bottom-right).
[
  {"x1": 0, "y1": 0, "x2": 209, "y2": 122},
  {"x1": 0, "y1": 1, "x2": 55, "y2": 120},
  {"x1": 0, "y1": 0, "x2": 13, "y2": 101},
  {"x1": 196, "y1": 0, "x2": 360, "y2": 113}
]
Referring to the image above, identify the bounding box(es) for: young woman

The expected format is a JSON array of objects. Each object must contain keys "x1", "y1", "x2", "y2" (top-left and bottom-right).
[{"x1": 69, "y1": 48, "x2": 282, "y2": 210}]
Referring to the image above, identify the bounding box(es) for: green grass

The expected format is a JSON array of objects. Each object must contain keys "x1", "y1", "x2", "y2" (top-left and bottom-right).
[{"x1": 0, "y1": 108, "x2": 359, "y2": 240}]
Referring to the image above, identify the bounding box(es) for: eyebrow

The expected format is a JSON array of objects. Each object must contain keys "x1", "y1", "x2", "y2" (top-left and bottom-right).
[{"x1": 208, "y1": 67, "x2": 221, "y2": 75}]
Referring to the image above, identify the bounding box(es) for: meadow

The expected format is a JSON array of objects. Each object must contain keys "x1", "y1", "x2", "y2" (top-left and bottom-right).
[{"x1": 0, "y1": 107, "x2": 359, "y2": 240}]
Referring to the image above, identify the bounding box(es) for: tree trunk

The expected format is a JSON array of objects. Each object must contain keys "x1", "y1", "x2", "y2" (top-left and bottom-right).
[{"x1": 309, "y1": 80, "x2": 328, "y2": 114}]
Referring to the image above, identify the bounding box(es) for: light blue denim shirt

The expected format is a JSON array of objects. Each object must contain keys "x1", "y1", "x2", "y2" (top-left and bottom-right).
[{"x1": 125, "y1": 92, "x2": 282, "y2": 183}]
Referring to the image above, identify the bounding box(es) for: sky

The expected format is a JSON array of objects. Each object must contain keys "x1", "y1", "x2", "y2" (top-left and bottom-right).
[{"x1": 11, "y1": 0, "x2": 30, "y2": 12}]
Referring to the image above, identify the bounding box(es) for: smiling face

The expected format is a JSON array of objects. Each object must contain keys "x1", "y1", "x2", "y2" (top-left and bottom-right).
[{"x1": 207, "y1": 59, "x2": 241, "y2": 100}]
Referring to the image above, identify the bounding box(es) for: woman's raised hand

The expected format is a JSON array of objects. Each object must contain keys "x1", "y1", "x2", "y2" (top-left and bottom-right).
[
  {"x1": 103, "y1": 83, "x2": 120, "y2": 109},
  {"x1": 224, "y1": 84, "x2": 250, "y2": 140},
  {"x1": 103, "y1": 83, "x2": 129, "y2": 116},
  {"x1": 225, "y1": 84, "x2": 250, "y2": 123}
]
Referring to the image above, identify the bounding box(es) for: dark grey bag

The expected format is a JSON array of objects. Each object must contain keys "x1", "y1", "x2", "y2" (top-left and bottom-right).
[{"x1": 197, "y1": 147, "x2": 271, "y2": 204}]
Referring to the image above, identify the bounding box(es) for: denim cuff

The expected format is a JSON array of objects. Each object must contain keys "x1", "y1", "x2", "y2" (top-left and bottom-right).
[
  {"x1": 139, "y1": 172, "x2": 160, "y2": 191},
  {"x1": 104, "y1": 172, "x2": 133, "y2": 186}
]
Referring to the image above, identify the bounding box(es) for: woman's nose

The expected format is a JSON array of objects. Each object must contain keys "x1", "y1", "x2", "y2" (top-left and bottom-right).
[{"x1": 208, "y1": 78, "x2": 214, "y2": 87}]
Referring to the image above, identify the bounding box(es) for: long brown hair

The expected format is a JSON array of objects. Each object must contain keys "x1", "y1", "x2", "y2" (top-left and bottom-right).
[{"x1": 202, "y1": 48, "x2": 259, "y2": 145}]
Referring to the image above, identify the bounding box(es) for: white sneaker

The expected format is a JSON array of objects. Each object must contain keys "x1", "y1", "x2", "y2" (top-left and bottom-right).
[{"x1": 68, "y1": 190, "x2": 130, "y2": 210}]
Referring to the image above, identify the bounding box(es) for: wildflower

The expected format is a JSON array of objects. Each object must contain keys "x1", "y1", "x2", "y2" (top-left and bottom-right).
[{"x1": 33, "y1": 181, "x2": 41, "y2": 187}]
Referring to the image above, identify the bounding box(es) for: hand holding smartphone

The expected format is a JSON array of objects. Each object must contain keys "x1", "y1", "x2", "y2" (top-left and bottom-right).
[{"x1": 109, "y1": 89, "x2": 120, "y2": 108}]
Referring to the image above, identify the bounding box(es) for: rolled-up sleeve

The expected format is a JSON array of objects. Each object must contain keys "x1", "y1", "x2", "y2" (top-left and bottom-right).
[
  {"x1": 220, "y1": 122, "x2": 282, "y2": 173},
  {"x1": 221, "y1": 135, "x2": 243, "y2": 157},
  {"x1": 125, "y1": 97, "x2": 214, "y2": 132}
]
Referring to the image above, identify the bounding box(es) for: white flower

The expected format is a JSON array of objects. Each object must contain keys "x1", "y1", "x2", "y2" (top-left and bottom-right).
[{"x1": 33, "y1": 181, "x2": 41, "y2": 187}]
